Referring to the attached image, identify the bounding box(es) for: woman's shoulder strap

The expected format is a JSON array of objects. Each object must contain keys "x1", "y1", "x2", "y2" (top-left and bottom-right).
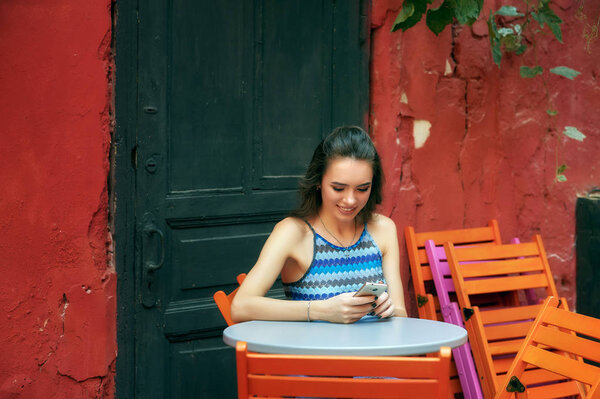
[{"x1": 301, "y1": 219, "x2": 316, "y2": 234}]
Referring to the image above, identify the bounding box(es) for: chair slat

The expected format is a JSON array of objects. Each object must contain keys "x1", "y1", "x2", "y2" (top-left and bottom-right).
[
  {"x1": 534, "y1": 324, "x2": 600, "y2": 364},
  {"x1": 485, "y1": 321, "x2": 533, "y2": 341},
  {"x1": 522, "y1": 345, "x2": 600, "y2": 385},
  {"x1": 488, "y1": 338, "x2": 525, "y2": 356},
  {"x1": 464, "y1": 274, "x2": 548, "y2": 295},
  {"x1": 520, "y1": 379, "x2": 582, "y2": 399},
  {"x1": 459, "y1": 257, "x2": 543, "y2": 278},
  {"x1": 518, "y1": 367, "x2": 578, "y2": 385},
  {"x1": 479, "y1": 304, "x2": 541, "y2": 324},
  {"x1": 237, "y1": 342, "x2": 452, "y2": 399},
  {"x1": 414, "y1": 226, "x2": 497, "y2": 246},
  {"x1": 248, "y1": 375, "x2": 441, "y2": 399},
  {"x1": 246, "y1": 353, "x2": 442, "y2": 378},
  {"x1": 544, "y1": 305, "x2": 600, "y2": 340},
  {"x1": 453, "y1": 242, "x2": 539, "y2": 262}
]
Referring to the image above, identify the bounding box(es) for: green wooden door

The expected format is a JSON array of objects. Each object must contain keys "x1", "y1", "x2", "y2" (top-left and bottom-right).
[{"x1": 130, "y1": 1, "x2": 369, "y2": 397}]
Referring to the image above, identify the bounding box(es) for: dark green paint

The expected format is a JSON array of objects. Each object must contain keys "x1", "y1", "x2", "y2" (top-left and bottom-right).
[
  {"x1": 576, "y1": 195, "x2": 600, "y2": 319},
  {"x1": 116, "y1": 1, "x2": 369, "y2": 397}
]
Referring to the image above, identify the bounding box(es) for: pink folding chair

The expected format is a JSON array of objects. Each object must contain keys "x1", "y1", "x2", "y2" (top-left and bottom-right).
[{"x1": 426, "y1": 240, "x2": 484, "y2": 399}]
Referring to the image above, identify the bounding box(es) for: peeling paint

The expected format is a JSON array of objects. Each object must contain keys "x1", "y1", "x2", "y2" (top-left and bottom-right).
[
  {"x1": 413, "y1": 120, "x2": 432, "y2": 149},
  {"x1": 444, "y1": 59, "x2": 453, "y2": 76},
  {"x1": 400, "y1": 91, "x2": 408, "y2": 104},
  {"x1": 0, "y1": 0, "x2": 116, "y2": 397}
]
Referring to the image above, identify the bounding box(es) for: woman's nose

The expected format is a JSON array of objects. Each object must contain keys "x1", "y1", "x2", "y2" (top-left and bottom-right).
[{"x1": 344, "y1": 192, "x2": 357, "y2": 205}]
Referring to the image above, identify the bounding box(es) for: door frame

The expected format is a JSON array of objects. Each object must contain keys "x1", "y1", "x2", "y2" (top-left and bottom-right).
[
  {"x1": 112, "y1": 1, "x2": 371, "y2": 397},
  {"x1": 114, "y1": 0, "x2": 138, "y2": 397}
]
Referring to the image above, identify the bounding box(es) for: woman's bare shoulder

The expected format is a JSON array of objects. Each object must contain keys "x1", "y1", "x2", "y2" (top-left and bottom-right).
[
  {"x1": 367, "y1": 213, "x2": 399, "y2": 255},
  {"x1": 368, "y1": 213, "x2": 397, "y2": 234},
  {"x1": 272, "y1": 216, "x2": 312, "y2": 239}
]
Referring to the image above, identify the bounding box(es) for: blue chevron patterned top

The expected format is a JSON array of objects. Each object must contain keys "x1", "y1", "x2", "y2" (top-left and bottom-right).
[{"x1": 283, "y1": 222, "x2": 385, "y2": 300}]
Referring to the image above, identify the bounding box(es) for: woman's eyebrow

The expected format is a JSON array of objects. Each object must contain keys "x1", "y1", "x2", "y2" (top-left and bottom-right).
[{"x1": 331, "y1": 181, "x2": 372, "y2": 187}]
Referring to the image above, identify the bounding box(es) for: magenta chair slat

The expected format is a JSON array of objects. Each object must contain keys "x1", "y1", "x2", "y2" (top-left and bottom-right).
[{"x1": 426, "y1": 240, "x2": 483, "y2": 399}]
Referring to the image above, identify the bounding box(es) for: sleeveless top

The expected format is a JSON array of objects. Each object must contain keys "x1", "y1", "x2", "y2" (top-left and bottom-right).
[{"x1": 283, "y1": 221, "x2": 386, "y2": 300}]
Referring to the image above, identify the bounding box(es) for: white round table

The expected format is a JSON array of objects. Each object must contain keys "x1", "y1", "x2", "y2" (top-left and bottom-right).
[{"x1": 223, "y1": 316, "x2": 467, "y2": 356}]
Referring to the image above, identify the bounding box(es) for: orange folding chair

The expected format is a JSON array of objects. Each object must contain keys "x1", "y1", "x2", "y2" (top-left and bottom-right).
[
  {"x1": 213, "y1": 273, "x2": 247, "y2": 326},
  {"x1": 495, "y1": 296, "x2": 600, "y2": 399},
  {"x1": 404, "y1": 220, "x2": 503, "y2": 322},
  {"x1": 235, "y1": 341, "x2": 452, "y2": 399},
  {"x1": 405, "y1": 220, "x2": 510, "y2": 396},
  {"x1": 445, "y1": 236, "x2": 579, "y2": 398}
]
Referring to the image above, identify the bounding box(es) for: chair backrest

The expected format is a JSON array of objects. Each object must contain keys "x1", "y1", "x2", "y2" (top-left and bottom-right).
[
  {"x1": 495, "y1": 296, "x2": 600, "y2": 399},
  {"x1": 405, "y1": 220, "x2": 503, "y2": 398},
  {"x1": 404, "y1": 220, "x2": 502, "y2": 321},
  {"x1": 213, "y1": 273, "x2": 247, "y2": 326},
  {"x1": 235, "y1": 341, "x2": 452, "y2": 399},
  {"x1": 445, "y1": 236, "x2": 580, "y2": 398},
  {"x1": 425, "y1": 237, "x2": 533, "y2": 399}
]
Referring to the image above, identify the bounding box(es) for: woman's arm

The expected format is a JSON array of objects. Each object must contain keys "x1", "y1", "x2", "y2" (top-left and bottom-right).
[
  {"x1": 371, "y1": 214, "x2": 408, "y2": 317},
  {"x1": 231, "y1": 217, "x2": 376, "y2": 323}
]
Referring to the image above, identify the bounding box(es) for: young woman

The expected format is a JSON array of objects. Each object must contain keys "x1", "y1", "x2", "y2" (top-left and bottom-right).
[{"x1": 231, "y1": 126, "x2": 407, "y2": 324}]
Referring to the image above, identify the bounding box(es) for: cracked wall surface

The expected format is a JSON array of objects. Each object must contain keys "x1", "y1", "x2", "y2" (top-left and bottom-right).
[
  {"x1": 0, "y1": 1, "x2": 116, "y2": 398},
  {"x1": 371, "y1": 0, "x2": 600, "y2": 315}
]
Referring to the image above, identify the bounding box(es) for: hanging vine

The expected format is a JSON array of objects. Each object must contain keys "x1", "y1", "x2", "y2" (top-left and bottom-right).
[{"x1": 392, "y1": 0, "x2": 590, "y2": 182}]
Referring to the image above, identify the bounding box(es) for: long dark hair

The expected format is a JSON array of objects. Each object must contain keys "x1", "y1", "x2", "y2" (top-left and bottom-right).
[{"x1": 291, "y1": 126, "x2": 384, "y2": 224}]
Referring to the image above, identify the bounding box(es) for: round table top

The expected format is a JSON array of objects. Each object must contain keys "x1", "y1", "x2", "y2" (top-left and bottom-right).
[{"x1": 223, "y1": 316, "x2": 467, "y2": 356}]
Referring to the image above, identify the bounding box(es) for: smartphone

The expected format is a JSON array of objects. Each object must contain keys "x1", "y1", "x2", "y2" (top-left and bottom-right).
[{"x1": 353, "y1": 282, "x2": 387, "y2": 297}]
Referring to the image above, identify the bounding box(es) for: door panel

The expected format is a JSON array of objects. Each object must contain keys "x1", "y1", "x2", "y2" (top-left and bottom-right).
[{"x1": 133, "y1": 0, "x2": 368, "y2": 397}]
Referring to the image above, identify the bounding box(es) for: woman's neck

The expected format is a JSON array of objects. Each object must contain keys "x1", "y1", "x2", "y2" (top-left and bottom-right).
[{"x1": 316, "y1": 211, "x2": 358, "y2": 246}]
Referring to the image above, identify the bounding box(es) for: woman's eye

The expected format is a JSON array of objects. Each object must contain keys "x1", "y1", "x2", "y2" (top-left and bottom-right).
[
  {"x1": 332, "y1": 187, "x2": 344, "y2": 192},
  {"x1": 357, "y1": 187, "x2": 370, "y2": 192}
]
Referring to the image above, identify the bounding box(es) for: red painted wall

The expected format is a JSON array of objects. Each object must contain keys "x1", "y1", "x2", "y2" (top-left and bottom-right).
[
  {"x1": 371, "y1": 0, "x2": 600, "y2": 315},
  {"x1": 0, "y1": 1, "x2": 115, "y2": 398}
]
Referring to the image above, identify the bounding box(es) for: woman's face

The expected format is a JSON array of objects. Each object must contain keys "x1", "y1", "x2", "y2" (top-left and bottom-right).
[{"x1": 319, "y1": 157, "x2": 373, "y2": 223}]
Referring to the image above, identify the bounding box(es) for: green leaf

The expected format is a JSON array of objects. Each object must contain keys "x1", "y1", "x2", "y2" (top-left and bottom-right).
[
  {"x1": 556, "y1": 164, "x2": 568, "y2": 182},
  {"x1": 488, "y1": 13, "x2": 502, "y2": 67},
  {"x1": 495, "y1": 6, "x2": 524, "y2": 17},
  {"x1": 451, "y1": 0, "x2": 483, "y2": 25},
  {"x1": 514, "y1": 43, "x2": 527, "y2": 55},
  {"x1": 546, "y1": 109, "x2": 558, "y2": 116},
  {"x1": 426, "y1": 0, "x2": 454, "y2": 35},
  {"x1": 520, "y1": 65, "x2": 543, "y2": 78},
  {"x1": 392, "y1": 1, "x2": 415, "y2": 31},
  {"x1": 392, "y1": 0, "x2": 433, "y2": 32},
  {"x1": 550, "y1": 66, "x2": 580, "y2": 80},
  {"x1": 563, "y1": 126, "x2": 586, "y2": 141},
  {"x1": 532, "y1": 4, "x2": 563, "y2": 42}
]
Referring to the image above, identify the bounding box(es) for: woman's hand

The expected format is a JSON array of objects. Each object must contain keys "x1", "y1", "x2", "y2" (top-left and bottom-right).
[
  {"x1": 317, "y1": 293, "x2": 376, "y2": 324},
  {"x1": 372, "y1": 291, "x2": 395, "y2": 318}
]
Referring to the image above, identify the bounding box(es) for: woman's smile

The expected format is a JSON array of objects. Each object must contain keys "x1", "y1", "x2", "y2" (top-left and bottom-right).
[{"x1": 320, "y1": 157, "x2": 373, "y2": 223}]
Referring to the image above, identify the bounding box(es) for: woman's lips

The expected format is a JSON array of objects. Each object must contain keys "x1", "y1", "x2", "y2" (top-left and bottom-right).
[{"x1": 337, "y1": 205, "x2": 356, "y2": 215}]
